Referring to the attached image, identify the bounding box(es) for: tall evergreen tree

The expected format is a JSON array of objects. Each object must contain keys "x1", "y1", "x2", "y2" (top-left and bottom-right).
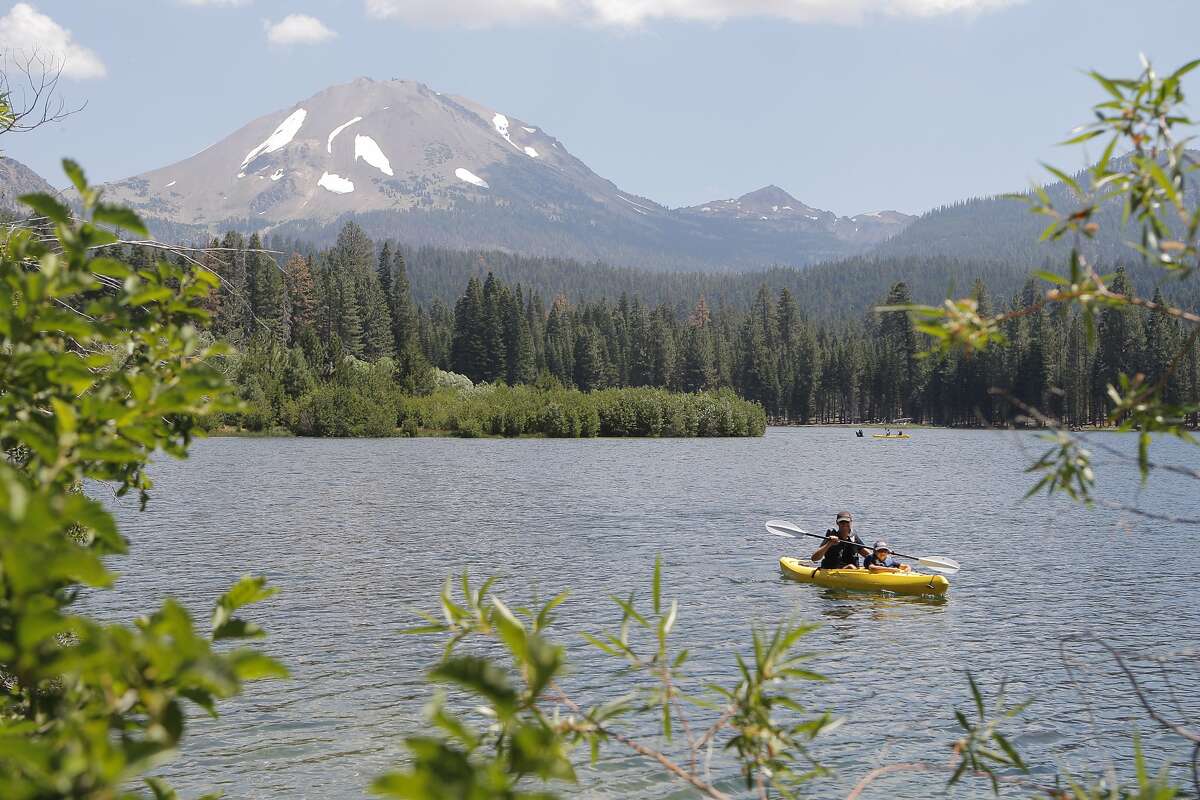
[
  {"x1": 573, "y1": 327, "x2": 605, "y2": 391},
  {"x1": 504, "y1": 286, "x2": 536, "y2": 385},
  {"x1": 481, "y1": 273, "x2": 508, "y2": 383},
  {"x1": 451, "y1": 276, "x2": 488, "y2": 381},
  {"x1": 284, "y1": 253, "x2": 318, "y2": 344},
  {"x1": 246, "y1": 233, "x2": 287, "y2": 344}
]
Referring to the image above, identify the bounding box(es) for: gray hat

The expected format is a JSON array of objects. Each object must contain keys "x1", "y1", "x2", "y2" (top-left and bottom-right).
[
  {"x1": 835, "y1": 511, "x2": 853, "y2": 523},
  {"x1": 873, "y1": 540, "x2": 890, "y2": 552}
]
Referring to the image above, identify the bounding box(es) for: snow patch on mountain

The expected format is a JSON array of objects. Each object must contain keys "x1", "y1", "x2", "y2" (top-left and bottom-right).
[
  {"x1": 354, "y1": 134, "x2": 394, "y2": 176},
  {"x1": 327, "y1": 116, "x2": 363, "y2": 153},
  {"x1": 455, "y1": 167, "x2": 489, "y2": 189},
  {"x1": 271, "y1": 169, "x2": 285, "y2": 181},
  {"x1": 165, "y1": 180, "x2": 176, "y2": 188},
  {"x1": 523, "y1": 146, "x2": 539, "y2": 158},
  {"x1": 492, "y1": 113, "x2": 524, "y2": 153},
  {"x1": 522, "y1": 126, "x2": 536, "y2": 133},
  {"x1": 241, "y1": 108, "x2": 307, "y2": 169},
  {"x1": 618, "y1": 195, "x2": 653, "y2": 213},
  {"x1": 318, "y1": 171, "x2": 354, "y2": 194}
]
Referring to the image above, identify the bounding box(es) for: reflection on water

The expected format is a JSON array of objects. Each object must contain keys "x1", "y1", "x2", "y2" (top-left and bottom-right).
[{"x1": 86, "y1": 428, "x2": 1200, "y2": 798}]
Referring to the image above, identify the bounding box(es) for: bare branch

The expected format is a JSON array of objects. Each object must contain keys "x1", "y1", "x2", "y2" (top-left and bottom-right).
[
  {"x1": 1089, "y1": 636, "x2": 1200, "y2": 744},
  {"x1": 550, "y1": 683, "x2": 733, "y2": 800},
  {"x1": 0, "y1": 50, "x2": 83, "y2": 136}
]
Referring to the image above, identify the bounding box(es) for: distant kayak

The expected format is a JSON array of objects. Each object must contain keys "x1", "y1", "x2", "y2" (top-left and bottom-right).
[
  {"x1": 872, "y1": 433, "x2": 911, "y2": 439},
  {"x1": 779, "y1": 556, "x2": 949, "y2": 596}
]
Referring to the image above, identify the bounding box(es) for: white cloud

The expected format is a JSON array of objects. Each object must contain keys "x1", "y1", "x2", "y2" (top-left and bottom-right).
[
  {"x1": 365, "y1": 0, "x2": 568, "y2": 27},
  {"x1": 365, "y1": 0, "x2": 1021, "y2": 26},
  {"x1": 0, "y1": 3, "x2": 105, "y2": 79},
  {"x1": 265, "y1": 14, "x2": 337, "y2": 45},
  {"x1": 180, "y1": 0, "x2": 251, "y2": 6}
]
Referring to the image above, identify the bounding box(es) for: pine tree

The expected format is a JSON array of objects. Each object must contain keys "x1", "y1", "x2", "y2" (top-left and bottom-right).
[
  {"x1": 1093, "y1": 268, "x2": 1146, "y2": 419},
  {"x1": 879, "y1": 281, "x2": 919, "y2": 419},
  {"x1": 283, "y1": 253, "x2": 318, "y2": 344},
  {"x1": 679, "y1": 326, "x2": 714, "y2": 392},
  {"x1": 212, "y1": 231, "x2": 247, "y2": 342},
  {"x1": 573, "y1": 327, "x2": 605, "y2": 391},
  {"x1": 384, "y1": 248, "x2": 430, "y2": 392},
  {"x1": 358, "y1": 272, "x2": 395, "y2": 361},
  {"x1": 544, "y1": 295, "x2": 574, "y2": 385},
  {"x1": 648, "y1": 312, "x2": 675, "y2": 389},
  {"x1": 451, "y1": 276, "x2": 488, "y2": 382},
  {"x1": 246, "y1": 233, "x2": 287, "y2": 344},
  {"x1": 504, "y1": 286, "x2": 536, "y2": 385},
  {"x1": 378, "y1": 241, "x2": 394, "y2": 299},
  {"x1": 481, "y1": 273, "x2": 508, "y2": 383},
  {"x1": 332, "y1": 267, "x2": 364, "y2": 357}
]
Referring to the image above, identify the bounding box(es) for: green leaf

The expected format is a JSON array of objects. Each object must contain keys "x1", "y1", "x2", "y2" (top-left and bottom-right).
[
  {"x1": 62, "y1": 158, "x2": 88, "y2": 194},
  {"x1": 992, "y1": 733, "x2": 1027, "y2": 771},
  {"x1": 94, "y1": 203, "x2": 149, "y2": 237},
  {"x1": 1171, "y1": 58, "x2": 1200, "y2": 80},
  {"x1": 430, "y1": 655, "x2": 518, "y2": 717},
  {"x1": 609, "y1": 593, "x2": 648, "y2": 627},
  {"x1": 580, "y1": 632, "x2": 618, "y2": 656},
  {"x1": 399, "y1": 624, "x2": 449, "y2": 635},
  {"x1": 490, "y1": 596, "x2": 528, "y2": 664},
  {"x1": 651, "y1": 554, "x2": 662, "y2": 615},
  {"x1": 229, "y1": 650, "x2": 289, "y2": 681},
  {"x1": 19, "y1": 192, "x2": 71, "y2": 224},
  {"x1": 535, "y1": 590, "x2": 569, "y2": 632},
  {"x1": 212, "y1": 575, "x2": 277, "y2": 637}
]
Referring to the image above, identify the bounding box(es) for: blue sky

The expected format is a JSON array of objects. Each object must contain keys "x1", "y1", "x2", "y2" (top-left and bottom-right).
[{"x1": 2, "y1": 0, "x2": 1198, "y2": 215}]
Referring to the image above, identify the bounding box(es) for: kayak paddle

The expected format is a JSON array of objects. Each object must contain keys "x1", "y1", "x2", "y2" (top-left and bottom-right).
[{"x1": 764, "y1": 519, "x2": 961, "y2": 576}]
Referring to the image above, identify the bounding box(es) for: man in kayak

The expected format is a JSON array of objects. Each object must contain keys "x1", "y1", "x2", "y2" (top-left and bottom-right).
[
  {"x1": 863, "y1": 541, "x2": 911, "y2": 573},
  {"x1": 810, "y1": 511, "x2": 869, "y2": 569}
]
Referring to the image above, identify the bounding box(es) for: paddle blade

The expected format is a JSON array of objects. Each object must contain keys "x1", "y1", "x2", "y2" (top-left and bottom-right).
[
  {"x1": 916, "y1": 555, "x2": 961, "y2": 576},
  {"x1": 765, "y1": 520, "x2": 807, "y2": 539}
]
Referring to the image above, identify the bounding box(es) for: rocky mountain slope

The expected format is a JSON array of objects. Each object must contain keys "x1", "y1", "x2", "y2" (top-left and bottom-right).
[{"x1": 0, "y1": 156, "x2": 56, "y2": 211}]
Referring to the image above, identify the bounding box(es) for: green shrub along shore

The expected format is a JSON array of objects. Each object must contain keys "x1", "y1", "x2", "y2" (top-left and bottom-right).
[
  {"x1": 212, "y1": 356, "x2": 765, "y2": 438},
  {"x1": 400, "y1": 384, "x2": 766, "y2": 438}
]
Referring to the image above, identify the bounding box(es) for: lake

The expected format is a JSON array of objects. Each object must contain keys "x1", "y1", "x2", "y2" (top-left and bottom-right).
[{"x1": 92, "y1": 427, "x2": 1200, "y2": 798}]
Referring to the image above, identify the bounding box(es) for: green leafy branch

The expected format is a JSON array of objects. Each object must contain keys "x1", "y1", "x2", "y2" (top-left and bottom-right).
[
  {"x1": 0, "y1": 163, "x2": 285, "y2": 798},
  {"x1": 379, "y1": 559, "x2": 835, "y2": 800}
]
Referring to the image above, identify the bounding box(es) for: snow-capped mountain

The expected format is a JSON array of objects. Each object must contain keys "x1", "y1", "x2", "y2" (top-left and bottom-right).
[{"x1": 96, "y1": 78, "x2": 912, "y2": 271}]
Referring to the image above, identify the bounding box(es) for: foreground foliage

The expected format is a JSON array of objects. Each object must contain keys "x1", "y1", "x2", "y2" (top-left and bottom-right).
[
  {"x1": 0, "y1": 163, "x2": 283, "y2": 797},
  {"x1": 375, "y1": 561, "x2": 834, "y2": 800}
]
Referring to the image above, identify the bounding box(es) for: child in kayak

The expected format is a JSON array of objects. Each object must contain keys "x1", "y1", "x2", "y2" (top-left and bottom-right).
[{"x1": 863, "y1": 541, "x2": 911, "y2": 573}]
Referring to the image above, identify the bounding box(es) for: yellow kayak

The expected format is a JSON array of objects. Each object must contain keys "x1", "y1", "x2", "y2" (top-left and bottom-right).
[
  {"x1": 873, "y1": 433, "x2": 911, "y2": 439},
  {"x1": 779, "y1": 556, "x2": 949, "y2": 596}
]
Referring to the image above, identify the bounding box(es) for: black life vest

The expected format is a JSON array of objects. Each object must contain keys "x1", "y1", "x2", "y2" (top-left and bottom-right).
[{"x1": 819, "y1": 534, "x2": 865, "y2": 569}]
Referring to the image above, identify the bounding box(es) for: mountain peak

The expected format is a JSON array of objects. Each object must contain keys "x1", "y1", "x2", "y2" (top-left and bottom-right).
[{"x1": 739, "y1": 184, "x2": 800, "y2": 206}]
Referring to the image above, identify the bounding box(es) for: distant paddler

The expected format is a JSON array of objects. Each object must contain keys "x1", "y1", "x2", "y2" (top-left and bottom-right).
[{"x1": 809, "y1": 511, "x2": 870, "y2": 570}]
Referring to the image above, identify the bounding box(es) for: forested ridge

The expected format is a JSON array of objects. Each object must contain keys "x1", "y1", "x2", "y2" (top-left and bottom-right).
[{"x1": 103, "y1": 219, "x2": 1200, "y2": 432}]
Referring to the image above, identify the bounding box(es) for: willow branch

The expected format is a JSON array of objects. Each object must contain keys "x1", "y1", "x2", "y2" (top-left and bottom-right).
[{"x1": 551, "y1": 684, "x2": 732, "y2": 800}]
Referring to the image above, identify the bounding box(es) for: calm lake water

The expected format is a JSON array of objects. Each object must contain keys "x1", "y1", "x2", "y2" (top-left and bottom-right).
[{"x1": 91, "y1": 427, "x2": 1200, "y2": 798}]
